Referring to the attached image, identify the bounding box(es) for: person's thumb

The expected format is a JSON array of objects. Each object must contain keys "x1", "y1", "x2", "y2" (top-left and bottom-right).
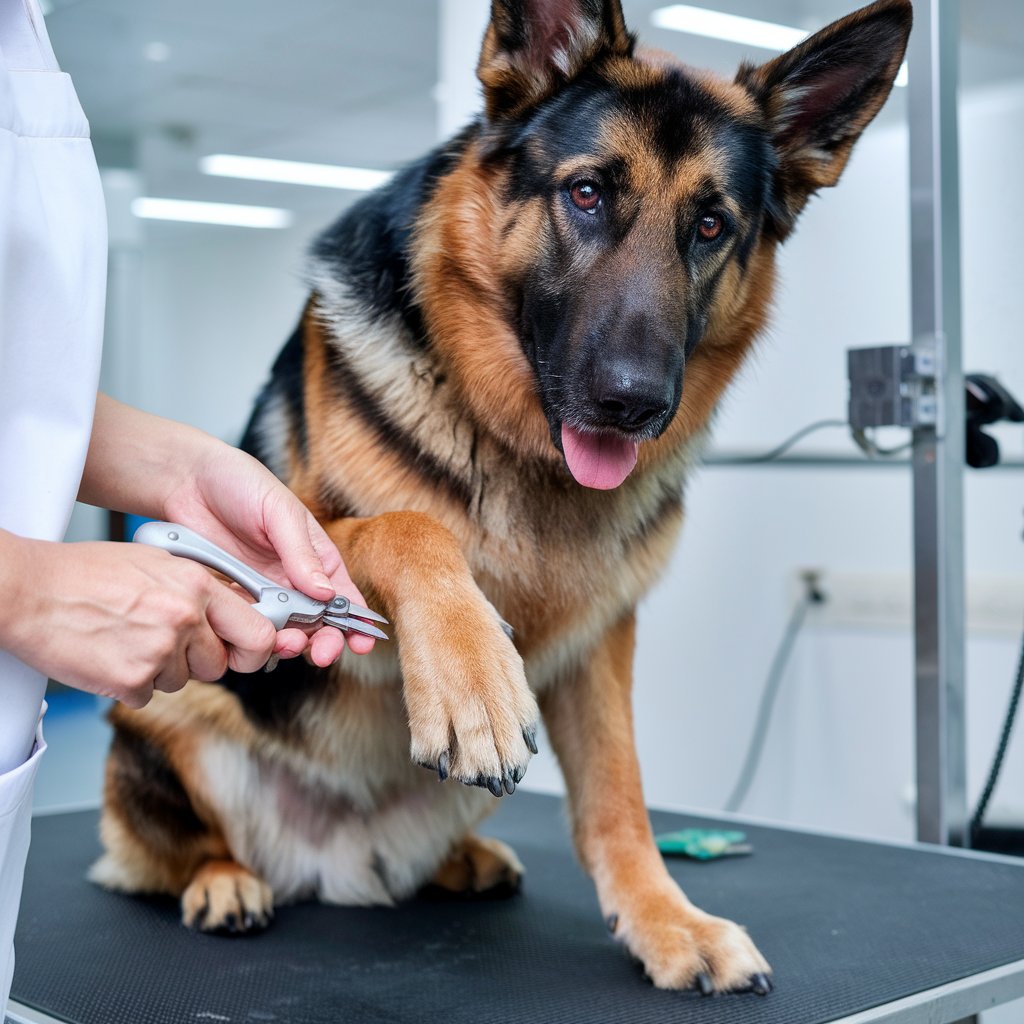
[{"x1": 267, "y1": 501, "x2": 336, "y2": 599}]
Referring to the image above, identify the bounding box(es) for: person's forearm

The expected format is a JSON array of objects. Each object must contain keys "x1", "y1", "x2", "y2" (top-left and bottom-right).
[{"x1": 78, "y1": 394, "x2": 227, "y2": 519}]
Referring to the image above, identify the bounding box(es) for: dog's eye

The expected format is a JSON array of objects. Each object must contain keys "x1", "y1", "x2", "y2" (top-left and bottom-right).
[
  {"x1": 697, "y1": 214, "x2": 724, "y2": 241},
  {"x1": 570, "y1": 180, "x2": 602, "y2": 213}
]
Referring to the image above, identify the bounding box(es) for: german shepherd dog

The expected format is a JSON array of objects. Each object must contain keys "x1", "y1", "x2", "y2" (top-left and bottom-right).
[{"x1": 93, "y1": 0, "x2": 911, "y2": 995}]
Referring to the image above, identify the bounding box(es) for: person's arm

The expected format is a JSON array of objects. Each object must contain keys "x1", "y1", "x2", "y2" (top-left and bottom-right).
[
  {"x1": 79, "y1": 394, "x2": 221, "y2": 523},
  {"x1": 80, "y1": 394, "x2": 374, "y2": 664}
]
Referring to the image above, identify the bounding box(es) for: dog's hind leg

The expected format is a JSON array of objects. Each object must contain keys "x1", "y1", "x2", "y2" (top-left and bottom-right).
[
  {"x1": 540, "y1": 611, "x2": 773, "y2": 996},
  {"x1": 90, "y1": 716, "x2": 274, "y2": 934},
  {"x1": 425, "y1": 833, "x2": 524, "y2": 898},
  {"x1": 324, "y1": 512, "x2": 540, "y2": 797}
]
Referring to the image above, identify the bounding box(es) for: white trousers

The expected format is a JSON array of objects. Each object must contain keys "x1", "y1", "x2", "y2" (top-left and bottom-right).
[
  {"x1": 0, "y1": 714, "x2": 45, "y2": 1008},
  {"x1": 0, "y1": 0, "x2": 106, "y2": 1010}
]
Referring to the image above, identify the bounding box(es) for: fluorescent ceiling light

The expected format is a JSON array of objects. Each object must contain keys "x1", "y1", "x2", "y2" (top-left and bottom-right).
[
  {"x1": 651, "y1": 5, "x2": 805, "y2": 49},
  {"x1": 131, "y1": 197, "x2": 293, "y2": 229},
  {"x1": 200, "y1": 154, "x2": 393, "y2": 192},
  {"x1": 651, "y1": 5, "x2": 907, "y2": 86},
  {"x1": 143, "y1": 41, "x2": 171, "y2": 63}
]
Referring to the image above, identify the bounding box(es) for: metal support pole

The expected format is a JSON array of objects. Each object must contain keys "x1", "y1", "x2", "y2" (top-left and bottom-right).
[{"x1": 908, "y1": 0, "x2": 967, "y2": 848}]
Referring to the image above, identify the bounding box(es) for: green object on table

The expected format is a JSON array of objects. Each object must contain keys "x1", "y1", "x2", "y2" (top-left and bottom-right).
[{"x1": 655, "y1": 828, "x2": 752, "y2": 860}]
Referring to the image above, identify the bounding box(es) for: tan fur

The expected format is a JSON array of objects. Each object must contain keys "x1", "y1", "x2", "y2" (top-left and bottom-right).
[
  {"x1": 541, "y1": 612, "x2": 769, "y2": 988},
  {"x1": 411, "y1": 153, "x2": 556, "y2": 464},
  {"x1": 430, "y1": 834, "x2": 524, "y2": 895},
  {"x1": 181, "y1": 860, "x2": 274, "y2": 932}
]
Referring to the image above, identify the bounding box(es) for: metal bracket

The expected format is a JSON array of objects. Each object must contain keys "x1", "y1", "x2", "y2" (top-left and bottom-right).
[{"x1": 847, "y1": 344, "x2": 939, "y2": 432}]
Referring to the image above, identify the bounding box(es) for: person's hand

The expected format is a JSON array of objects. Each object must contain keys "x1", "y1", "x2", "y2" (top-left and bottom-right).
[
  {"x1": 163, "y1": 441, "x2": 375, "y2": 666},
  {"x1": 78, "y1": 395, "x2": 373, "y2": 668},
  {"x1": 1, "y1": 539, "x2": 277, "y2": 708}
]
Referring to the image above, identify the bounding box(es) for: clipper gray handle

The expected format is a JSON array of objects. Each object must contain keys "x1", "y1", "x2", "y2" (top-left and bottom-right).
[{"x1": 132, "y1": 521, "x2": 277, "y2": 600}]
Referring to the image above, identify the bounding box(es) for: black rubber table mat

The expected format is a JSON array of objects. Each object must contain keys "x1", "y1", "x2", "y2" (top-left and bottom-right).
[{"x1": 12, "y1": 792, "x2": 1024, "y2": 1024}]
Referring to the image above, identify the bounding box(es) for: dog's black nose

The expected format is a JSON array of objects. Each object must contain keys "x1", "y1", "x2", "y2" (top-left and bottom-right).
[{"x1": 592, "y1": 363, "x2": 672, "y2": 431}]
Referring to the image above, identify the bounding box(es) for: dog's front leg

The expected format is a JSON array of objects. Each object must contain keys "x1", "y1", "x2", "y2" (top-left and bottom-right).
[
  {"x1": 324, "y1": 512, "x2": 539, "y2": 795},
  {"x1": 541, "y1": 611, "x2": 772, "y2": 994}
]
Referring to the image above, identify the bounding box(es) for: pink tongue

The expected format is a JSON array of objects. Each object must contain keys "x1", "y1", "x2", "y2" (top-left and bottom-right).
[{"x1": 561, "y1": 425, "x2": 639, "y2": 490}]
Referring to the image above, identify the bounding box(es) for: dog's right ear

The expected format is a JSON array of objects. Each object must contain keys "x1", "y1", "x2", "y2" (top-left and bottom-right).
[{"x1": 478, "y1": 0, "x2": 633, "y2": 121}]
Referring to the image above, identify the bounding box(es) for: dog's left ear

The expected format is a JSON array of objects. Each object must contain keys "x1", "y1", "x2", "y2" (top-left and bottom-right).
[
  {"x1": 737, "y1": 0, "x2": 912, "y2": 238},
  {"x1": 478, "y1": 0, "x2": 633, "y2": 121}
]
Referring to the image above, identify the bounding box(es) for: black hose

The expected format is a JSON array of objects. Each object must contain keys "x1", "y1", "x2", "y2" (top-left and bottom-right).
[{"x1": 970, "y1": 622, "x2": 1024, "y2": 845}]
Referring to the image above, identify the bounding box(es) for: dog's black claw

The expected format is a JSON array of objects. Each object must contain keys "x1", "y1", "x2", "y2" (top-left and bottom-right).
[
  {"x1": 605, "y1": 913, "x2": 618, "y2": 934},
  {"x1": 437, "y1": 752, "x2": 450, "y2": 782},
  {"x1": 499, "y1": 618, "x2": 515, "y2": 640},
  {"x1": 486, "y1": 775, "x2": 503, "y2": 798},
  {"x1": 749, "y1": 973, "x2": 772, "y2": 996},
  {"x1": 696, "y1": 972, "x2": 714, "y2": 997},
  {"x1": 511, "y1": 764, "x2": 525, "y2": 784},
  {"x1": 523, "y1": 726, "x2": 539, "y2": 755},
  {"x1": 502, "y1": 775, "x2": 516, "y2": 795}
]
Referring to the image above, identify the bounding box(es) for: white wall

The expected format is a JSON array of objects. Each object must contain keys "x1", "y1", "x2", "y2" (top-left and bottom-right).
[{"x1": 133, "y1": 218, "x2": 323, "y2": 444}]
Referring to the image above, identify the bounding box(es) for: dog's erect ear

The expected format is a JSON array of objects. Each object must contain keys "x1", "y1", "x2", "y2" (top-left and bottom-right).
[
  {"x1": 478, "y1": 0, "x2": 633, "y2": 120},
  {"x1": 736, "y1": 0, "x2": 912, "y2": 238}
]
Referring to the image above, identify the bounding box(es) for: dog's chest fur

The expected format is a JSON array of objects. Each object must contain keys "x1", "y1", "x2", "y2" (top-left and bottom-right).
[{"x1": 280, "y1": 266, "x2": 699, "y2": 685}]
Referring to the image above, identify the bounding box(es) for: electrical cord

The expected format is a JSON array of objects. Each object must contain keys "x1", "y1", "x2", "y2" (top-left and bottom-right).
[
  {"x1": 970, "y1": 620, "x2": 1024, "y2": 845},
  {"x1": 851, "y1": 427, "x2": 913, "y2": 459},
  {"x1": 710, "y1": 418, "x2": 911, "y2": 466},
  {"x1": 724, "y1": 575, "x2": 826, "y2": 813},
  {"x1": 709, "y1": 418, "x2": 849, "y2": 465}
]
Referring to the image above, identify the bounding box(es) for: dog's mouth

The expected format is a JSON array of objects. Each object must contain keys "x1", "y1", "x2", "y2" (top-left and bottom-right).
[{"x1": 559, "y1": 423, "x2": 640, "y2": 490}]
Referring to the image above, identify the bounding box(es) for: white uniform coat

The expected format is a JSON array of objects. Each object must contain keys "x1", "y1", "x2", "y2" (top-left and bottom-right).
[{"x1": 0, "y1": 0, "x2": 105, "y2": 1009}]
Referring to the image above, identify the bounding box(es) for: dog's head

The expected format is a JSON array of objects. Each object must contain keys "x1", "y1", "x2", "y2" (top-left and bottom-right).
[{"x1": 466, "y1": 0, "x2": 910, "y2": 489}]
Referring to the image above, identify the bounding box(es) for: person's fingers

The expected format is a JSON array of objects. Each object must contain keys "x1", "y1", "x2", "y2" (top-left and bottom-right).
[
  {"x1": 265, "y1": 499, "x2": 375, "y2": 611},
  {"x1": 346, "y1": 631, "x2": 376, "y2": 656},
  {"x1": 309, "y1": 626, "x2": 345, "y2": 667},
  {"x1": 304, "y1": 510, "x2": 344, "y2": 578},
  {"x1": 185, "y1": 622, "x2": 230, "y2": 683},
  {"x1": 153, "y1": 649, "x2": 191, "y2": 696},
  {"x1": 274, "y1": 627, "x2": 308, "y2": 660},
  {"x1": 264, "y1": 500, "x2": 337, "y2": 600},
  {"x1": 116, "y1": 679, "x2": 156, "y2": 710},
  {"x1": 205, "y1": 585, "x2": 277, "y2": 674}
]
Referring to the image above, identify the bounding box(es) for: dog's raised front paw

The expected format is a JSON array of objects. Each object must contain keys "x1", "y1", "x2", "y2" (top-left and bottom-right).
[
  {"x1": 402, "y1": 595, "x2": 539, "y2": 796},
  {"x1": 609, "y1": 889, "x2": 772, "y2": 994},
  {"x1": 181, "y1": 860, "x2": 274, "y2": 934}
]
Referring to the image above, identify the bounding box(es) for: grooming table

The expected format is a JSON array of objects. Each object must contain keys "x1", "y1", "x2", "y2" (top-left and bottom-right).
[{"x1": 8, "y1": 792, "x2": 1024, "y2": 1024}]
